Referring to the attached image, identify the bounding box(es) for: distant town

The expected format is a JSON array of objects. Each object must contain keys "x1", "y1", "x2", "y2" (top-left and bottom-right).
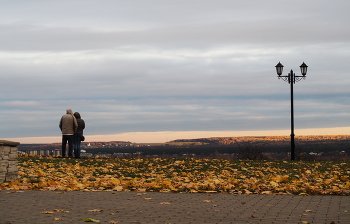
[{"x1": 18, "y1": 135, "x2": 350, "y2": 160}]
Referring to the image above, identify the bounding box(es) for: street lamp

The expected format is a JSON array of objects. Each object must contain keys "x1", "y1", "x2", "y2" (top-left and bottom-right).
[{"x1": 275, "y1": 62, "x2": 308, "y2": 161}]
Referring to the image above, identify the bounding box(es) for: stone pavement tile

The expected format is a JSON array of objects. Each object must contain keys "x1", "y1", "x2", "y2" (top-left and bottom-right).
[{"x1": 0, "y1": 191, "x2": 349, "y2": 224}]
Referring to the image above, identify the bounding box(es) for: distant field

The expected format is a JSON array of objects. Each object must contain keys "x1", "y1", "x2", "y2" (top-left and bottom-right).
[{"x1": 1, "y1": 157, "x2": 349, "y2": 195}]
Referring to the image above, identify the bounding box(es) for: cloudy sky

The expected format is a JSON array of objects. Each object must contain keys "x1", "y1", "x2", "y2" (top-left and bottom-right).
[{"x1": 1, "y1": 0, "x2": 349, "y2": 143}]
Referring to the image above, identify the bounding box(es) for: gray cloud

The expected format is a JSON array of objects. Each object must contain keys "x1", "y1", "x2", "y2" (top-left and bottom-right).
[{"x1": 0, "y1": 0, "x2": 349, "y2": 140}]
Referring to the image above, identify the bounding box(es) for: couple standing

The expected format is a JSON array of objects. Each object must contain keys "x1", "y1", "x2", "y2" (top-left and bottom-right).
[{"x1": 59, "y1": 109, "x2": 85, "y2": 158}]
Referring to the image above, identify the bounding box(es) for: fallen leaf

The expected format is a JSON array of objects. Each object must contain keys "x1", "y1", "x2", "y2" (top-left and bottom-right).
[
  {"x1": 6, "y1": 157, "x2": 350, "y2": 196},
  {"x1": 203, "y1": 200, "x2": 214, "y2": 202},
  {"x1": 53, "y1": 209, "x2": 65, "y2": 212},
  {"x1": 108, "y1": 221, "x2": 119, "y2": 224},
  {"x1": 251, "y1": 215, "x2": 258, "y2": 218},
  {"x1": 53, "y1": 217, "x2": 64, "y2": 220},
  {"x1": 83, "y1": 218, "x2": 100, "y2": 222},
  {"x1": 42, "y1": 211, "x2": 54, "y2": 214},
  {"x1": 159, "y1": 202, "x2": 171, "y2": 204},
  {"x1": 304, "y1": 210, "x2": 312, "y2": 212},
  {"x1": 112, "y1": 186, "x2": 123, "y2": 191},
  {"x1": 88, "y1": 209, "x2": 103, "y2": 212}
]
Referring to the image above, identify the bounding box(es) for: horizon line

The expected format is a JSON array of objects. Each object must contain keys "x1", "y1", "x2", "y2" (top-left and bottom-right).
[{"x1": 3, "y1": 127, "x2": 349, "y2": 144}]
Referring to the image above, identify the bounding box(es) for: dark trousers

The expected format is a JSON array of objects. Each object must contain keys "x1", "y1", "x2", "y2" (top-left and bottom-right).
[
  {"x1": 73, "y1": 133, "x2": 83, "y2": 158},
  {"x1": 62, "y1": 135, "x2": 74, "y2": 157}
]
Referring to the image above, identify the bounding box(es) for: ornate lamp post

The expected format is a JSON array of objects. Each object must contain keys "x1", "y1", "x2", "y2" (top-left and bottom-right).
[{"x1": 275, "y1": 62, "x2": 308, "y2": 160}]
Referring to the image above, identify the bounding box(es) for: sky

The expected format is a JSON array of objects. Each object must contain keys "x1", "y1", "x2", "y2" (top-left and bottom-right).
[{"x1": 1, "y1": 0, "x2": 349, "y2": 143}]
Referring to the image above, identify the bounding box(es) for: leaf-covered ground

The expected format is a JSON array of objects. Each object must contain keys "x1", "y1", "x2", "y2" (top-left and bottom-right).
[{"x1": 1, "y1": 157, "x2": 349, "y2": 195}]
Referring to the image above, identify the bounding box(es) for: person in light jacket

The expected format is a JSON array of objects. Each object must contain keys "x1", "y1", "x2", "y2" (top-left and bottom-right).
[
  {"x1": 59, "y1": 109, "x2": 78, "y2": 157},
  {"x1": 73, "y1": 112, "x2": 85, "y2": 158}
]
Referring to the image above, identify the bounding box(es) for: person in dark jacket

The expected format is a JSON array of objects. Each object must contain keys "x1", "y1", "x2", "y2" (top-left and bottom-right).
[
  {"x1": 59, "y1": 109, "x2": 78, "y2": 157},
  {"x1": 73, "y1": 112, "x2": 85, "y2": 158}
]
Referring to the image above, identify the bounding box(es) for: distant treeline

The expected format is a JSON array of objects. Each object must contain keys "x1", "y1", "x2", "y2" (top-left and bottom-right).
[{"x1": 86, "y1": 140, "x2": 349, "y2": 156}]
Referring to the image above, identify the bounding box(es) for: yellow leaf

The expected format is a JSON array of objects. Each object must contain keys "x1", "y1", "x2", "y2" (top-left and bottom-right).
[
  {"x1": 340, "y1": 176, "x2": 348, "y2": 181},
  {"x1": 88, "y1": 209, "x2": 103, "y2": 212},
  {"x1": 83, "y1": 218, "x2": 100, "y2": 222},
  {"x1": 42, "y1": 211, "x2": 54, "y2": 214},
  {"x1": 113, "y1": 186, "x2": 123, "y2": 191},
  {"x1": 53, "y1": 209, "x2": 65, "y2": 212},
  {"x1": 269, "y1": 181, "x2": 279, "y2": 187},
  {"x1": 242, "y1": 189, "x2": 252, "y2": 194},
  {"x1": 324, "y1": 179, "x2": 332, "y2": 185},
  {"x1": 110, "y1": 179, "x2": 121, "y2": 185}
]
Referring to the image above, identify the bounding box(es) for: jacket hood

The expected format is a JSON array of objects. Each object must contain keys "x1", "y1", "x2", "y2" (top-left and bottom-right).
[
  {"x1": 66, "y1": 109, "x2": 73, "y2": 115},
  {"x1": 74, "y1": 112, "x2": 81, "y2": 119}
]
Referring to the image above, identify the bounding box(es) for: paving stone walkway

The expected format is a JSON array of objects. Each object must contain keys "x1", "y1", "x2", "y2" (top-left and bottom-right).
[{"x1": 0, "y1": 190, "x2": 349, "y2": 224}]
